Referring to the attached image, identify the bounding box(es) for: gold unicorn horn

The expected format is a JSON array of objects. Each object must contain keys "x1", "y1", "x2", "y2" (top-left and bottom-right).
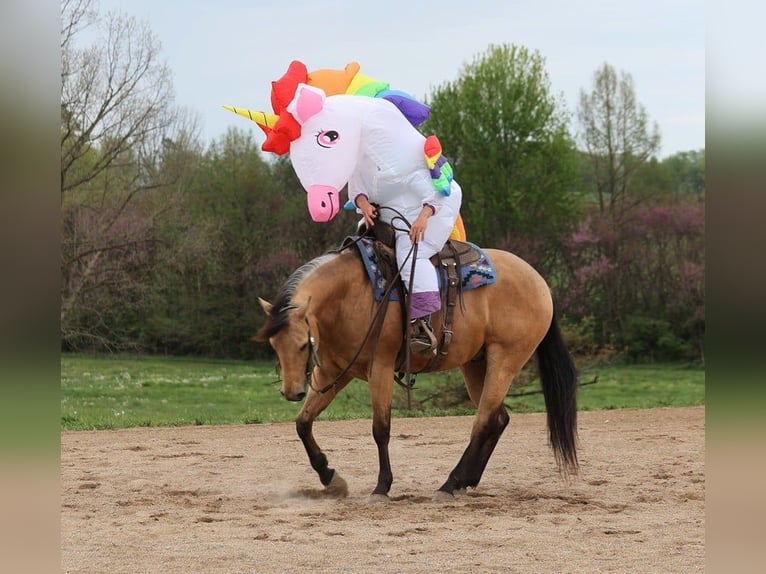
[{"x1": 223, "y1": 105, "x2": 279, "y2": 133}]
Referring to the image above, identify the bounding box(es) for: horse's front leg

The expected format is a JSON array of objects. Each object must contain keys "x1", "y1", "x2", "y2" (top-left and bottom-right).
[
  {"x1": 295, "y1": 374, "x2": 351, "y2": 495},
  {"x1": 368, "y1": 365, "x2": 395, "y2": 498}
]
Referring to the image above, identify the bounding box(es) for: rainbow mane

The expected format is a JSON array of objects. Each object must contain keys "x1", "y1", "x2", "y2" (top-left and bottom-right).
[
  {"x1": 225, "y1": 60, "x2": 430, "y2": 155},
  {"x1": 308, "y1": 62, "x2": 431, "y2": 127}
]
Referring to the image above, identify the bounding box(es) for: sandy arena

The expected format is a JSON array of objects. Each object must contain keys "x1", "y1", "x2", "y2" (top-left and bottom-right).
[{"x1": 61, "y1": 406, "x2": 704, "y2": 573}]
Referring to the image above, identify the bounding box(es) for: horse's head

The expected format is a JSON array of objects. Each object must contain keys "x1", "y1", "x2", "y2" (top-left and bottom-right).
[
  {"x1": 254, "y1": 297, "x2": 319, "y2": 402},
  {"x1": 285, "y1": 84, "x2": 363, "y2": 222}
]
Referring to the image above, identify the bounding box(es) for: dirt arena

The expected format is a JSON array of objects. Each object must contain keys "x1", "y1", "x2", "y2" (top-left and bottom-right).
[{"x1": 61, "y1": 406, "x2": 704, "y2": 573}]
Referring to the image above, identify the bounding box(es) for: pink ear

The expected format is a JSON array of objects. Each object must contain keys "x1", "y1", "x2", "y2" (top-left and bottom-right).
[{"x1": 286, "y1": 83, "x2": 326, "y2": 125}]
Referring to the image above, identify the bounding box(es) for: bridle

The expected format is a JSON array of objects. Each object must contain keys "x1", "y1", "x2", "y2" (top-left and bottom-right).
[
  {"x1": 303, "y1": 315, "x2": 324, "y2": 390},
  {"x1": 273, "y1": 305, "x2": 323, "y2": 392}
]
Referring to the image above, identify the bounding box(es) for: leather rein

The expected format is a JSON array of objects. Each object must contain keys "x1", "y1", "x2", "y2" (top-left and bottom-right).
[{"x1": 299, "y1": 209, "x2": 415, "y2": 395}]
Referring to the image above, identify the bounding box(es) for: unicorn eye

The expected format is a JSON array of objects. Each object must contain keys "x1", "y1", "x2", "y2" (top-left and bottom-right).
[{"x1": 316, "y1": 130, "x2": 340, "y2": 148}]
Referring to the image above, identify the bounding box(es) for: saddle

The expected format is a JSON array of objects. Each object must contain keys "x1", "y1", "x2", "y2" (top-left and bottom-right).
[{"x1": 363, "y1": 220, "x2": 485, "y2": 361}]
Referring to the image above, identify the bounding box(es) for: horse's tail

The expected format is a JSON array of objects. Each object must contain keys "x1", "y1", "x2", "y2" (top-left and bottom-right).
[{"x1": 536, "y1": 310, "x2": 579, "y2": 476}]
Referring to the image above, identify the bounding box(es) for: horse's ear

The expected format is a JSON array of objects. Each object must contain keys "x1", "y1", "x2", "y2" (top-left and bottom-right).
[
  {"x1": 286, "y1": 83, "x2": 326, "y2": 126},
  {"x1": 258, "y1": 297, "x2": 273, "y2": 316}
]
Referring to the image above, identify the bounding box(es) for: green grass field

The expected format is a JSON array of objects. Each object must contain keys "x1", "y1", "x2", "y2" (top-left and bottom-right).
[{"x1": 60, "y1": 354, "x2": 704, "y2": 431}]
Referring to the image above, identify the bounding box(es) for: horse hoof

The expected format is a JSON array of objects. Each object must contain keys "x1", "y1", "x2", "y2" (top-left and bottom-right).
[
  {"x1": 324, "y1": 473, "x2": 348, "y2": 498},
  {"x1": 434, "y1": 490, "x2": 455, "y2": 501},
  {"x1": 367, "y1": 493, "x2": 389, "y2": 504}
]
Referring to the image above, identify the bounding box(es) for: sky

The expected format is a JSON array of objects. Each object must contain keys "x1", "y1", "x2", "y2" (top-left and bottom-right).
[{"x1": 90, "y1": 0, "x2": 707, "y2": 159}]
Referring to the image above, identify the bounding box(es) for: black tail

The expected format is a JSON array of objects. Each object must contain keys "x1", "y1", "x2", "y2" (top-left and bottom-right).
[{"x1": 536, "y1": 311, "x2": 579, "y2": 475}]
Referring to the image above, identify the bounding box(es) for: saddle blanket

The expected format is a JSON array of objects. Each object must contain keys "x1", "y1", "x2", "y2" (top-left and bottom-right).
[{"x1": 352, "y1": 236, "x2": 496, "y2": 301}]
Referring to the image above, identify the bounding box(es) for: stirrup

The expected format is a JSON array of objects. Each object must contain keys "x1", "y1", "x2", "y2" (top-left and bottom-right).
[{"x1": 409, "y1": 318, "x2": 437, "y2": 356}]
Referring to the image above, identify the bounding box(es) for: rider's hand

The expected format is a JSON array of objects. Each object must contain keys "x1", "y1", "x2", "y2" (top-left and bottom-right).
[
  {"x1": 356, "y1": 196, "x2": 377, "y2": 228},
  {"x1": 409, "y1": 205, "x2": 434, "y2": 243}
]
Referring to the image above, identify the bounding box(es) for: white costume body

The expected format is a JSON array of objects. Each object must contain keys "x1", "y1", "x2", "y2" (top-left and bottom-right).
[
  {"x1": 344, "y1": 97, "x2": 463, "y2": 295},
  {"x1": 286, "y1": 91, "x2": 462, "y2": 304}
]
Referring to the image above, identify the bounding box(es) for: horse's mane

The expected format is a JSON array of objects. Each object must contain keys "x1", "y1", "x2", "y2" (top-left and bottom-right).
[{"x1": 256, "y1": 252, "x2": 339, "y2": 339}]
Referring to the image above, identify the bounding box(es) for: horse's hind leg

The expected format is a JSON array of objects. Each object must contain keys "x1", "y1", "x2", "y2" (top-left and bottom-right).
[
  {"x1": 437, "y1": 405, "x2": 509, "y2": 496},
  {"x1": 438, "y1": 349, "x2": 521, "y2": 496},
  {"x1": 460, "y1": 359, "x2": 487, "y2": 407},
  {"x1": 295, "y1": 377, "x2": 351, "y2": 494}
]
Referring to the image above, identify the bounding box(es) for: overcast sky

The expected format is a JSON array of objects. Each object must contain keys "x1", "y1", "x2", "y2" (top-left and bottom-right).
[{"x1": 92, "y1": 0, "x2": 706, "y2": 158}]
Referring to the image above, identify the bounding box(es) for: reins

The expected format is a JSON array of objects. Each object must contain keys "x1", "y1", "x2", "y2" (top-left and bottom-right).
[{"x1": 304, "y1": 206, "x2": 418, "y2": 396}]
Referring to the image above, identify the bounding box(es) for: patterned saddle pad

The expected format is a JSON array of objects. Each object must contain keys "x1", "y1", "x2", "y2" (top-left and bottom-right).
[{"x1": 352, "y1": 236, "x2": 496, "y2": 301}]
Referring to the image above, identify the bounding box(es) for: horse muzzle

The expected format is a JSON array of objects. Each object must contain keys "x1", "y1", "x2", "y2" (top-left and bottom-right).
[
  {"x1": 281, "y1": 387, "x2": 307, "y2": 402},
  {"x1": 307, "y1": 185, "x2": 340, "y2": 222}
]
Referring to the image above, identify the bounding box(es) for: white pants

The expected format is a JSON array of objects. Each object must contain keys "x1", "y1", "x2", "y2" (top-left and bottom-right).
[{"x1": 395, "y1": 182, "x2": 461, "y2": 294}]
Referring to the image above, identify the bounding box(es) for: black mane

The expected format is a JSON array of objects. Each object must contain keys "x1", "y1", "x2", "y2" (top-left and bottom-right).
[{"x1": 256, "y1": 253, "x2": 338, "y2": 339}]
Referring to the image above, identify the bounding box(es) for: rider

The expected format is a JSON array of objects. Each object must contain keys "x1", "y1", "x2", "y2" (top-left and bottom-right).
[
  {"x1": 350, "y1": 163, "x2": 462, "y2": 356},
  {"x1": 225, "y1": 59, "x2": 463, "y2": 355}
]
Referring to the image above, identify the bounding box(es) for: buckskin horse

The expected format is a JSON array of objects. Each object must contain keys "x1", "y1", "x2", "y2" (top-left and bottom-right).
[
  {"x1": 233, "y1": 64, "x2": 578, "y2": 498},
  {"x1": 254, "y1": 242, "x2": 578, "y2": 499}
]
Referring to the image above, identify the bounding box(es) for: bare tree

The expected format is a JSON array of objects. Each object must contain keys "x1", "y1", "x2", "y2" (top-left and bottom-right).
[
  {"x1": 60, "y1": 0, "x2": 198, "y2": 348},
  {"x1": 577, "y1": 63, "x2": 661, "y2": 220},
  {"x1": 61, "y1": 0, "x2": 96, "y2": 53},
  {"x1": 575, "y1": 63, "x2": 662, "y2": 344},
  {"x1": 61, "y1": 0, "x2": 184, "y2": 194}
]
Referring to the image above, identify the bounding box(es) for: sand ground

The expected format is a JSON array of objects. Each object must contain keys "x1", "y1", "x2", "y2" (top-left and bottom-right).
[{"x1": 61, "y1": 406, "x2": 705, "y2": 573}]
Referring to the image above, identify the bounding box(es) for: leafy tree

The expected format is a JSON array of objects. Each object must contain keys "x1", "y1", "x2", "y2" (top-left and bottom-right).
[
  {"x1": 423, "y1": 43, "x2": 582, "y2": 264},
  {"x1": 142, "y1": 128, "x2": 355, "y2": 358},
  {"x1": 662, "y1": 149, "x2": 705, "y2": 197}
]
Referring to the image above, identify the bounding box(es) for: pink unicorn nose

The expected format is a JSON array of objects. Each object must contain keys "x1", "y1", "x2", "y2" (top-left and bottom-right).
[{"x1": 307, "y1": 185, "x2": 340, "y2": 222}]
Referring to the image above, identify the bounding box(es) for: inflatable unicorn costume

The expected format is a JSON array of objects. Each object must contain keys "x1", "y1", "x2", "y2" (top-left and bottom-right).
[{"x1": 225, "y1": 61, "x2": 463, "y2": 354}]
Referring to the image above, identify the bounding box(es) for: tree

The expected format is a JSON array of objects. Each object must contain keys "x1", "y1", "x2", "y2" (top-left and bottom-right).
[
  {"x1": 569, "y1": 64, "x2": 706, "y2": 359},
  {"x1": 423, "y1": 44, "x2": 582, "y2": 263},
  {"x1": 60, "y1": 0, "x2": 198, "y2": 349},
  {"x1": 577, "y1": 62, "x2": 661, "y2": 219},
  {"x1": 61, "y1": 0, "x2": 188, "y2": 194},
  {"x1": 662, "y1": 149, "x2": 705, "y2": 198},
  {"x1": 560, "y1": 199, "x2": 704, "y2": 361},
  {"x1": 141, "y1": 128, "x2": 355, "y2": 358}
]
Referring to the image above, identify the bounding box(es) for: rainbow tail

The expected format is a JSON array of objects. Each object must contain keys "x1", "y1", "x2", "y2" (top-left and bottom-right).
[
  {"x1": 424, "y1": 135, "x2": 454, "y2": 196},
  {"x1": 449, "y1": 213, "x2": 466, "y2": 241}
]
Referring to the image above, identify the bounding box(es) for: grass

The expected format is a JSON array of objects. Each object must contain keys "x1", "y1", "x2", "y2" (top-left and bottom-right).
[{"x1": 60, "y1": 354, "x2": 704, "y2": 431}]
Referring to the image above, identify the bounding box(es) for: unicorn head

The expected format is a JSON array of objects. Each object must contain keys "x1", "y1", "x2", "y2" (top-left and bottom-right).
[
  {"x1": 284, "y1": 83, "x2": 364, "y2": 222},
  {"x1": 224, "y1": 61, "x2": 432, "y2": 222}
]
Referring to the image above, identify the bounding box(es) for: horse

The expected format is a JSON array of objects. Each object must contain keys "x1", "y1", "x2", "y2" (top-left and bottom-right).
[
  {"x1": 228, "y1": 63, "x2": 577, "y2": 496},
  {"x1": 254, "y1": 244, "x2": 579, "y2": 499}
]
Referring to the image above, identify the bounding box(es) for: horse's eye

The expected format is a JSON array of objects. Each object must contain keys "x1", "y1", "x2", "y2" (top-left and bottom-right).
[
  {"x1": 299, "y1": 342, "x2": 309, "y2": 351},
  {"x1": 317, "y1": 130, "x2": 340, "y2": 148}
]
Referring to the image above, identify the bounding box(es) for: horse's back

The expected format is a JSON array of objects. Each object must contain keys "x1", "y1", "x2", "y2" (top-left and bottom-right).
[
  {"x1": 476, "y1": 248, "x2": 553, "y2": 328},
  {"x1": 407, "y1": 248, "x2": 553, "y2": 372},
  {"x1": 483, "y1": 248, "x2": 552, "y2": 309}
]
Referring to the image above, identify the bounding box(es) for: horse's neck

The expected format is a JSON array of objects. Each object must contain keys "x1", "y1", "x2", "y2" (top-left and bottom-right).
[
  {"x1": 296, "y1": 252, "x2": 365, "y2": 316},
  {"x1": 296, "y1": 250, "x2": 388, "y2": 369}
]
